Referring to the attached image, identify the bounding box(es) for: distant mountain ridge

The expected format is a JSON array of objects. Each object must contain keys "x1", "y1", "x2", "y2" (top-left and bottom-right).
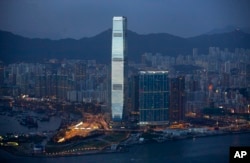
[
  {"x1": 0, "y1": 29, "x2": 250, "y2": 64},
  {"x1": 206, "y1": 25, "x2": 250, "y2": 35}
]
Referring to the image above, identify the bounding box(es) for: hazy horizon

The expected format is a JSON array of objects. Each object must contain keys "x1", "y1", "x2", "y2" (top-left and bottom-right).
[
  {"x1": 1, "y1": 0, "x2": 250, "y2": 39},
  {"x1": 1, "y1": 25, "x2": 249, "y2": 41}
]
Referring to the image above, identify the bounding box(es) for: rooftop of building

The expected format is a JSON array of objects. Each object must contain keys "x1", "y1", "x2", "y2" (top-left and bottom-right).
[{"x1": 139, "y1": 70, "x2": 169, "y2": 74}]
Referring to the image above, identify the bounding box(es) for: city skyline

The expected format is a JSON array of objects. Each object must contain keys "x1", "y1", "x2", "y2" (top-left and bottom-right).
[
  {"x1": 0, "y1": 29, "x2": 250, "y2": 163},
  {"x1": 0, "y1": 2, "x2": 250, "y2": 161}
]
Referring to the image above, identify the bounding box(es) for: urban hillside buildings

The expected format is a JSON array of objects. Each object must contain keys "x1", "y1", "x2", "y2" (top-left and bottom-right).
[{"x1": 0, "y1": 17, "x2": 250, "y2": 127}]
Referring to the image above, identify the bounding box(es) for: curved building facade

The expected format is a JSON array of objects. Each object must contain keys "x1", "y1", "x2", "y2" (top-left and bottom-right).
[{"x1": 111, "y1": 16, "x2": 127, "y2": 121}]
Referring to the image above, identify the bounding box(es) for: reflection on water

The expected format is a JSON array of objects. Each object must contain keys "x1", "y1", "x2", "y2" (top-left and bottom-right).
[
  {"x1": 0, "y1": 132, "x2": 250, "y2": 163},
  {"x1": 0, "y1": 109, "x2": 250, "y2": 163},
  {"x1": 0, "y1": 112, "x2": 61, "y2": 135}
]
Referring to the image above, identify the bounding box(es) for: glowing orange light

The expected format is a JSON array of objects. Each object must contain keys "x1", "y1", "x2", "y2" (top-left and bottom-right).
[{"x1": 208, "y1": 84, "x2": 213, "y2": 91}]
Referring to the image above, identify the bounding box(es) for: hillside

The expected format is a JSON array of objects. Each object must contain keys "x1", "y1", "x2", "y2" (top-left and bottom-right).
[{"x1": 0, "y1": 29, "x2": 250, "y2": 64}]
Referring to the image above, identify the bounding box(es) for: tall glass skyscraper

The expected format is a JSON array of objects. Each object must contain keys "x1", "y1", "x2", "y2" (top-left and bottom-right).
[
  {"x1": 169, "y1": 76, "x2": 185, "y2": 122},
  {"x1": 111, "y1": 16, "x2": 127, "y2": 121},
  {"x1": 138, "y1": 71, "x2": 169, "y2": 125}
]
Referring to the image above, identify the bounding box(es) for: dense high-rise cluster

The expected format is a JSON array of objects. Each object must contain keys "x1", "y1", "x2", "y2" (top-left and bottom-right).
[{"x1": 0, "y1": 17, "x2": 250, "y2": 127}]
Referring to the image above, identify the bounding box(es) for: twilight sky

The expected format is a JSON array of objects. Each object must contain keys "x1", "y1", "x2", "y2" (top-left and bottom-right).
[{"x1": 0, "y1": 0, "x2": 250, "y2": 39}]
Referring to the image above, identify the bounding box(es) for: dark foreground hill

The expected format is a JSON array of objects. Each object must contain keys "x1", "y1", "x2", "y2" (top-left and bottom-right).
[{"x1": 0, "y1": 29, "x2": 250, "y2": 64}]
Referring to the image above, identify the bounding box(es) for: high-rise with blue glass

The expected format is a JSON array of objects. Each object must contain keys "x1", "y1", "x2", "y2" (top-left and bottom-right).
[
  {"x1": 138, "y1": 71, "x2": 169, "y2": 125},
  {"x1": 111, "y1": 16, "x2": 127, "y2": 121}
]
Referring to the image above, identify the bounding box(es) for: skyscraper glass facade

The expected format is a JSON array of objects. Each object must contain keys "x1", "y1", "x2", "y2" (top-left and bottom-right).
[
  {"x1": 138, "y1": 71, "x2": 169, "y2": 125},
  {"x1": 111, "y1": 16, "x2": 127, "y2": 121},
  {"x1": 169, "y1": 76, "x2": 185, "y2": 122}
]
